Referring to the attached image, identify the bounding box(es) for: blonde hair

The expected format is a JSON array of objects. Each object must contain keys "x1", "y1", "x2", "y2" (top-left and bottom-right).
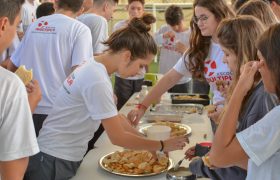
[
  {"x1": 237, "y1": 0, "x2": 278, "y2": 27},
  {"x1": 217, "y1": 15, "x2": 265, "y2": 105}
]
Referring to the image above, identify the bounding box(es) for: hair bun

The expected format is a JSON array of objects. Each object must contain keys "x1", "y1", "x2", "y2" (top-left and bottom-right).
[{"x1": 128, "y1": 13, "x2": 156, "y2": 33}]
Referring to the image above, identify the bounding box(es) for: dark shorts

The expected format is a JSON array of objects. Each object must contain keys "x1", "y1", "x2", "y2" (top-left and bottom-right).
[
  {"x1": 114, "y1": 76, "x2": 144, "y2": 110},
  {"x1": 24, "y1": 152, "x2": 82, "y2": 180},
  {"x1": 32, "y1": 114, "x2": 48, "y2": 137}
]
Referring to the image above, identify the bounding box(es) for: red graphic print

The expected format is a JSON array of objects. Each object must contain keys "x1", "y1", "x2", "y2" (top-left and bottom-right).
[{"x1": 204, "y1": 59, "x2": 217, "y2": 77}]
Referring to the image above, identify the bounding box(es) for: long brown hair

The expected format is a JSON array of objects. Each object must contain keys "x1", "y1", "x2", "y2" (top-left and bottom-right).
[
  {"x1": 237, "y1": 0, "x2": 278, "y2": 27},
  {"x1": 185, "y1": 0, "x2": 234, "y2": 79},
  {"x1": 104, "y1": 13, "x2": 157, "y2": 60},
  {"x1": 217, "y1": 15, "x2": 265, "y2": 105},
  {"x1": 257, "y1": 24, "x2": 280, "y2": 99}
]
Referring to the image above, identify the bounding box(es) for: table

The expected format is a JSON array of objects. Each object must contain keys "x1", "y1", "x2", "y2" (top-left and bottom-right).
[{"x1": 71, "y1": 93, "x2": 213, "y2": 180}]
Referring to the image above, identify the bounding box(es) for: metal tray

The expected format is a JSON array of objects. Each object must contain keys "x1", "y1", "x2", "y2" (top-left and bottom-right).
[
  {"x1": 99, "y1": 152, "x2": 173, "y2": 177},
  {"x1": 170, "y1": 93, "x2": 210, "y2": 106},
  {"x1": 151, "y1": 104, "x2": 204, "y2": 115},
  {"x1": 138, "y1": 122, "x2": 192, "y2": 136},
  {"x1": 144, "y1": 113, "x2": 183, "y2": 123}
]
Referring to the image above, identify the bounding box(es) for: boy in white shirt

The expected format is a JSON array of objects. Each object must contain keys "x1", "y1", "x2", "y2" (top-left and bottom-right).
[
  {"x1": 21, "y1": 0, "x2": 40, "y2": 32},
  {"x1": 8, "y1": 0, "x2": 93, "y2": 136},
  {"x1": 0, "y1": 0, "x2": 39, "y2": 179},
  {"x1": 154, "y1": 5, "x2": 191, "y2": 93},
  {"x1": 78, "y1": 0, "x2": 118, "y2": 55}
]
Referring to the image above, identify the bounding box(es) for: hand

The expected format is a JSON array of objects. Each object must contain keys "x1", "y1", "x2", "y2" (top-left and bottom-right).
[
  {"x1": 236, "y1": 61, "x2": 259, "y2": 96},
  {"x1": 208, "y1": 105, "x2": 224, "y2": 125},
  {"x1": 216, "y1": 80, "x2": 230, "y2": 98},
  {"x1": 185, "y1": 146, "x2": 196, "y2": 160},
  {"x1": 163, "y1": 31, "x2": 175, "y2": 39},
  {"x1": 163, "y1": 135, "x2": 189, "y2": 152},
  {"x1": 26, "y1": 80, "x2": 42, "y2": 112},
  {"x1": 175, "y1": 41, "x2": 187, "y2": 54},
  {"x1": 127, "y1": 108, "x2": 146, "y2": 126}
]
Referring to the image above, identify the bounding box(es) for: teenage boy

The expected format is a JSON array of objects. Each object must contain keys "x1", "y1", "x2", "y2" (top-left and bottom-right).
[
  {"x1": 78, "y1": 0, "x2": 119, "y2": 55},
  {"x1": 8, "y1": 0, "x2": 93, "y2": 136},
  {"x1": 0, "y1": 0, "x2": 39, "y2": 179}
]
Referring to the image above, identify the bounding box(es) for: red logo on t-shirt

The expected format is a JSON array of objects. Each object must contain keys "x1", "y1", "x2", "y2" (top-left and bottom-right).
[
  {"x1": 35, "y1": 21, "x2": 55, "y2": 33},
  {"x1": 204, "y1": 59, "x2": 217, "y2": 77}
]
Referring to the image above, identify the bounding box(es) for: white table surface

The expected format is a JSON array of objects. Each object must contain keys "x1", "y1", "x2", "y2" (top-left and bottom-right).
[{"x1": 71, "y1": 93, "x2": 213, "y2": 180}]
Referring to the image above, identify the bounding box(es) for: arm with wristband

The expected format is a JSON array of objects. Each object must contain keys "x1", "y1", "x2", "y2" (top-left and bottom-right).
[{"x1": 128, "y1": 69, "x2": 183, "y2": 125}]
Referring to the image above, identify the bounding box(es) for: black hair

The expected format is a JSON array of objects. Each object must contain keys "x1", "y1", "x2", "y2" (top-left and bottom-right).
[
  {"x1": 128, "y1": 0, "x2": 144, "y2": 5},
  {"x1": 57, "y1": 0, "x2": 84, "y2": 13},
  {"x1": 165, "y1": 5, "x2": 184, "y2": 26},
  {"x1": 36, "y1": 2, "x2": 55, "y2": 18}
]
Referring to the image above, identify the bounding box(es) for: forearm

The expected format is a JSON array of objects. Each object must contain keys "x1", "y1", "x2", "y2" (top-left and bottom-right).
[
  {"x1": 0, "y1": 157, "x2": 29, "y2": 180},
  {"x1": 141, "y1": 70, "x2": 181, "y2": 108},
  {"x1": 28, "y1": 95, "x2": 40, "y2": 113},
  {"x1": 7, "y1": 59, "x2": 17, "y2": 72},
  {"x1": 210, "y1": 87, "x2": 247, "y2": 165},
  {"x1": 119, "y1": 115, "x2": 144, "y2": 137}
]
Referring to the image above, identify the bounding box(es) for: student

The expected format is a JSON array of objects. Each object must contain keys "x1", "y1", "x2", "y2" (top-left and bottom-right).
[
  {"x1": 21, "y1": 0, "x2": 40, "y2": 32},
  {"x1": 0, "y1": 0, "x2": 39, "y2": 179},
  {"x1": 78, "y1": 0, "x2": 119, "y2": 152},
  {"x1": 186, "y1": 16, "x2": 278, "y2": 180},
  {"x1": 233, "y1": 0, "x2": 280, "y2": 20},
  {"x1": 36, "y1": 2, "x2": 55, "y2": 18},
  {"x1": 154, "y1": 5, "x2": 192, "y2": 93},
  {"x1": 128, "y1": 0, "x2": 234, "y2": 125},
  {"x1": 8, "y1": 0, "x2": 93, "y2": 136},
  {"x1": 209, "y1": 23, "x2": 280, "y2": 180},
  {"x1": 24, "y1": 14, "x2": 188, "y2": 180},
  {"x1": 237, "y1": 0, "x2": 278, "y2": 26},
  {"x1": 113, "y1": 0, "x2": 147, "y2": 111},
  {"x1": 78, "y1": 0, "x2": 118, "y2": 55}
]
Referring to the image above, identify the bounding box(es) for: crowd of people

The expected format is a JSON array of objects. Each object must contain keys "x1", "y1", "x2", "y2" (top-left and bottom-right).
[{"x1": 0, "y1": 0, "x2": 280, "y2": 180}]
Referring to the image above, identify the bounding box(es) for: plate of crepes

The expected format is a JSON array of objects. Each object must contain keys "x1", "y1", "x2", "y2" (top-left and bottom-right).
[
  {"x1": 138, "y1": 121, "x2": 191, "y2": 137},
  {"x1": 100, "y1": 150, "x2": 172, "y2": 177},
  {"x1": 15, "y1": 65, "x2": 33, "y2": 85}
]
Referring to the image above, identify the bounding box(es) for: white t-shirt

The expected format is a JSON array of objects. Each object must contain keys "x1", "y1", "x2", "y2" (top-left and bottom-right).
[
  {"x1": 21, "y1": 0, "x2": 40, "y2": 32},
  {"x1": 236, "y1": 105, "x2": 280, "y2": 180},
  {"x1": 77, "y1": 13, "x2": 108, "y2": 55},
  {"x1": 173, "y1": 41, "x2": 232, "y2": 104},
  {"x1": 11, "y1": 14, "x2": 93, "y2": 115},
  {"x1": 38, "y1": 60, "x2": 118, "y2": 161},
  {"x1": 0, "y1": 67, "x2": 39, "y2": 161},
  {"x1": 113, "y1": 20, "x2": 145, "y2": 80},
  {"x1": 0, "y1": 35, "x2": 20, "y2": 63},
  {"x1": 154, "y1": 24, "x2": 191, "y2": 84}
]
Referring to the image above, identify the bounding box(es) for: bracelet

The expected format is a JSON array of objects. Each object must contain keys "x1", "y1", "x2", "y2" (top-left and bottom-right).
[
  {"x1": 160, "y1": 140, "x2": 164, "y2": 152},
  {"x1": 136, "y1": 104, "x2": 148, "y2": 111}
]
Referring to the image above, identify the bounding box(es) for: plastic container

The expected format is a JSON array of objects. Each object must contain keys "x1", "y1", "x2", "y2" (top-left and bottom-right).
[{"x1": 138, "y1": 85, "x2": 148, "y2": 103}]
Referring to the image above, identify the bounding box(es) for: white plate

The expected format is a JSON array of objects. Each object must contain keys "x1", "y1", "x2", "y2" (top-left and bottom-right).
[{"x1": 138, "y1": 123, "x2": 192, "y2": 136}]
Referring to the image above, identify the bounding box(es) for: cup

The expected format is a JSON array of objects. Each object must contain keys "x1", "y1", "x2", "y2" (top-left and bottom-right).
[{"x1": 146, "y1": 125, "x2": 171, "y2": 141}]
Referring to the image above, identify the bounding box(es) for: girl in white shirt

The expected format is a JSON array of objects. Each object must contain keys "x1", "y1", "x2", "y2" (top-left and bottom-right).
[
  {"x1": 24, "y1": 14, "x2": 188, "y2": 180},
  {"x1": 210, "y1": 23, "x2": 280, "y2": 180},
  {"x1": 128, "y1": 0, "x2": 235, "y2": 125}
]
